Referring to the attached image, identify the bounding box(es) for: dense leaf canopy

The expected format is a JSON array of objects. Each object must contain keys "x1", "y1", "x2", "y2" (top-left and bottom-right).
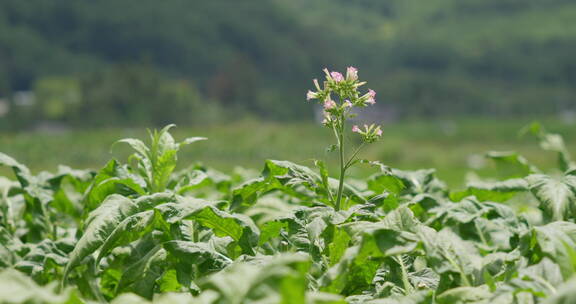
[{"x1": 1, "y1": 123, "x2": 576, "y2": 303}]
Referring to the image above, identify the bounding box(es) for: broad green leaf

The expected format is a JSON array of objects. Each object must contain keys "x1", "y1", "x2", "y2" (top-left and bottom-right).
[
  {"x1": 95, "y1": 198, "x2": 221, "y2": 267},
  {"x1": 116, "y1": 138, "x2": 150, "y2": 160},
  {"x1": 14, "y1": 239, "x2": 70, "y2": 284},
  {"x1": 245, "y1": 195, "x2": 298, "y2": 226},
  {"x1": 155, "y1": 200, "x2": 260, "y2": 255},
  {"x1": 486, "y1": 151, "x2": 537, "y2": 179},
  {"x1": 180, "y1": 137, "x2": 208, "y2": 146},
  {"x1": 95, "y1": 210, "x2": 159, "y2": 266},
  {"x1": 409, "y1": 268, "x2": 440, "y2": 291},
  {"x1": 64, "y1": 194, "x2": 137, "y2": 282},
  {"x1": 503, "y1": 258, "x2": 562, "y2": 299},
  {"x1": 64, "y1": 193, "x2": 175, "y2": 281},
  {"x1": 232, "y1": 160, "x2": 367, "y2": 211},
  {"x1": 320, "y1": 245, "x2": 382, "y2": 295},
  {"x1": 0, "y1": 152, "x2": 34, "y2": 188},
  {"x1": 231, "y1": 177, "x2": 276, "y2": 211},
  {"x1": 390, "y1": 168, "x2": 446, "y2": 195},
  {"x1": 307, "y1": 291, "x2": 346, "y2": 304},
  {"x1": 436, "y1": 285, "x2": 491, "y2": 304},
  {"x1": 174, "y1": 170, "x2": 211, "y2": 195},
  {"x1": 328, "y1": 227, "x2": 351, "y2": 266},
  {"x1": 532, "y1": 222, "x2": 576, "y2": 279},
  {"x1": 259, "y1": 221, "x2": 288, "y2": 246},
  {"x1": 116, "y1": 245, "x2": 169, "y2": 298},
  {"x1": 356, "y1": 290, "x2": 433, "y2": 304},
  {"x1": 116, "y1": 125, "x2": 206, "y2": 193},
  {"x1": 0, "y1": 227, "x2": 21, "y2": 267},
  {"x1": 0, "y1": 268, "x2": 82, "y2": 304},
  {"x1": 363, "y1": 227, "x2": 419, "y2": 258},
  {"x1": 418, "y1": 227, "x2": 482, "y2": 287},
  {"x1": 427, "y1": 198, "x2": 529, "y2": 251},
  {"x1": 526, "y1": 174, "x2": 576, "y2": 221},
  {"x1": 453, "y1": 178, "x2": 528, "y2": 202},
  {"x1": 342, "y1": 208, "x2": 422, "y2": 260},
  {"x1": 83, "y1": 160, "x2": 146, "y2": 211},
  {"x1": 186, "y1": 206, "x2": 260, "y2": 255},
  {"x1": 110, "y1": 293, "x2": 151, "y2": 304},
  {"x1": 263, "y1": 160, "x2": 328, "y2": 204},
  {"x1": 544, "y1": 276, "x2": 576, "y2": 304},
  {"x1": 367, "y1": 172, "x2": 405, "y2": 196},
  {"x1": 163, "y1": 240, "x2": 231, "y2": 275},
  {"x1": 199, "y1": 253, "x2": 310, "y2": 304}
]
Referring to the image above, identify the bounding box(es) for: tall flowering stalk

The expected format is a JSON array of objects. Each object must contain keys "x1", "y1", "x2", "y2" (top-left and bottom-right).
[{"x1": 307, "y1": 67, "x2": 382, "y2": 210}]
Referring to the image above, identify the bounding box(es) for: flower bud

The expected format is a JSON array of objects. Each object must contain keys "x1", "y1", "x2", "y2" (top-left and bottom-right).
[
  {"x1": 313, "y1": 78, "x2": 322, "y2": 91},
  {"x1": 346, "y1": 67, "x2": 358, "y2": 81},
  {"x1": 306, "y1": 90, "x2": 317, "y2": 101}
]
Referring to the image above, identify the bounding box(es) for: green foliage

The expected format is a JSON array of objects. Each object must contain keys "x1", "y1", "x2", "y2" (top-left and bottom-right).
[{"x1": 1, "y1": 122, "x2": 576, "y2": 303}]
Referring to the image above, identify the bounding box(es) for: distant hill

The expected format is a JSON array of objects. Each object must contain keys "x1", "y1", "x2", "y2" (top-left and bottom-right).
[{"x1": 0, "y1": 0, "x2": 575, "y2": 122}]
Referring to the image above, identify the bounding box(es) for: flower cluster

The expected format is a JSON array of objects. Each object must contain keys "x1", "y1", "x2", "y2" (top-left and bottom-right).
[
  {"x1": 352, "y1": 124, "x2": 382, "y2": 143},
  {"x1": 306, "y1": 67, "x2": 376, "y2": 110},
  {"x1": 306, "y1": 67, "x2": 382, "y2": 143}
]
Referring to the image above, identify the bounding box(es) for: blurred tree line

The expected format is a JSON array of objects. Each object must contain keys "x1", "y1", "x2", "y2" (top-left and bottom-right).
[{"x1": 0, "y1": 0, "x2": 575, "y2": 130}]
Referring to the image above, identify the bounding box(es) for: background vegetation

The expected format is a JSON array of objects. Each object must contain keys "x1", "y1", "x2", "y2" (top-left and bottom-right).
[
  {"x1": 1, "y1": 119, "x2": 574, "y2": 187},
  {"x1": 1, "y1": 0, "x2": 576, "y2": 129}
]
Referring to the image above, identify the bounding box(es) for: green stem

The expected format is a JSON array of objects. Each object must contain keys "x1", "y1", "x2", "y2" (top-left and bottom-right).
[
  {"x1": 90, "y1": 259, "x2": 107, "y2": 303},
  {"x1": 445, "y1": 254, "x2": 471, "y2": 286},
  {"x1": 397, "y1": 255, "x2": 413, "y2": 295},
  {"x1": 335, "y1": 116, "x2": 345, "y2": 211},
  {"x1": 344, "y1": 142, "x2": 365, "y2": 171},
  {"x1": 192, "y1": 222, "x2": 199, "y2": 243},
  {"x1": 474, "y1": 221, "x2": 490, "y2": 250}
]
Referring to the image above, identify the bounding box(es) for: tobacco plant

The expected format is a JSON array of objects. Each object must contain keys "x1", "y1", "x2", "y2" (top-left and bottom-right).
[
  {"x1": 307, "y1": 67, "x2": 382, "y2": 211},
  {"x1": 1, "y1": 70, "x2": 576, "y2": 304}
]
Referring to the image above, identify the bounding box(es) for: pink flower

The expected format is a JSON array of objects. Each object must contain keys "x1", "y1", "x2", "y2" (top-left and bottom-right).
[
  {"x1": 330, "y1": 71, "x2": 344, "y2": 82},
  {"x1": 343, "y1": 100, "x2": 353, "y2": 108},
  {"x1": 306, "y1": 90, "x2": 317, "y2": 101},
  {"x1": 376, "y1": 128, "x2": 382, "y2": 136},
  {"x1": 352, "y1": 125, "x2": 361, "y2": 133},
  {"x1": 365, "y1": 89, "x2": 376, "y2": 105},
  {"x1": 346, "y1": 66, "x2": 358, "y2": 81},
  {"x1": 323, "y1": 99, "x2": 336, "y2": 110}
]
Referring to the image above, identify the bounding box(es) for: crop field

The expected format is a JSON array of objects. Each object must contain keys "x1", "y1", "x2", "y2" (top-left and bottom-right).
[
  {"x1": 2, "y1": 0, "x2": 576, "y2": 302},
  {"x1": 2, "y1": 70, "x2": 576, "y2": 304},
  {"x1": 1, "y1": 118, "x2": 574, "y2": 186},
  {"x1": 1, "y1": 122, "x2": 576, "y2": 303}
]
